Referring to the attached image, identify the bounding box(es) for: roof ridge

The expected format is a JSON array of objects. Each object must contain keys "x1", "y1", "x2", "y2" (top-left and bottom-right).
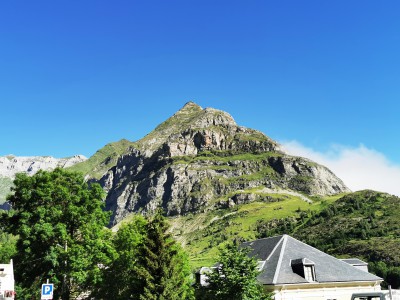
[
  {"x1": 247, "y1": 234, "x2": 285, "y2": 243},
  {"x1": 266, "y1": 235, "x2": 285, "y2": 261},
  {"x1": 340, "y1": 258, "x2": 368, "y2": 264},
  {"x1": 272, "y1": 235, "x2": 288, "y2": 284}
]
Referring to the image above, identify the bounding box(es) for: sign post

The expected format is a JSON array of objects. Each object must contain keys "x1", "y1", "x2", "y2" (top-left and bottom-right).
[{"x1": 41, "y1": 282, "x2": 54, "y2": 300}]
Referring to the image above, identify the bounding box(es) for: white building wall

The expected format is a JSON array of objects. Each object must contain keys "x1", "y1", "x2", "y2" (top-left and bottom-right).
[
  {"x1": 382, "y1": 289, "x2": 400, "y2": 300},
  {"x1": 272, "y1": 283, "x2": 381, "y2": 300},
  {"x1": 0, "y1": 260, "x2": 15, "y2": 299}
]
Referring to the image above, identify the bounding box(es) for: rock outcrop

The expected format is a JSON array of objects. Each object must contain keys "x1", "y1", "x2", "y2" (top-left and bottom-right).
[
  {"x1": 0, "y1": 155, "x2": 87, "y2": 204},
  {"x1": 0, "y1": 155, "x2": 87, "y2": 178},
  {"x1": 95, "y1": 102, "x2": 350, "y2": 226}
]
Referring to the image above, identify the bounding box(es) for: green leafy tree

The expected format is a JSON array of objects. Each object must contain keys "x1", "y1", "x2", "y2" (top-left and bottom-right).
[
  {"x1": 135, "y1": 210, "x2": 194, "y2": 300},
  {"x1": 203, "y1": 243, "x2": 271, "y2": 300},
  {"x1": 1, "y1": 168, "x2": 113, "y2": 300},
  {"x1": 0, "y1": 231, "x2": 17, "y2": 263},
  {"x1": 91, "y1": 215, "x2": 147, "y2": 299}
]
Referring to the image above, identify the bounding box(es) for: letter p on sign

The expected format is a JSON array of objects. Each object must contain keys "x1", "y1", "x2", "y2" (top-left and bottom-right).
[{"x1": 41, "y1": 283, "x2": 54, "y2": 299}]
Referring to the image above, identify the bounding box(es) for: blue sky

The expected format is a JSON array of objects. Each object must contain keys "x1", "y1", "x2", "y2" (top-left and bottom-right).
[{"x1": 1, "y1": 1, "x2": 400, "y2": 193}]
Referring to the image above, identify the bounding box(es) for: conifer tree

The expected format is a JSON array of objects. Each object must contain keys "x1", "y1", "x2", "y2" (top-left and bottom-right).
[{"x1": 135, "y1": 210, "x2": 194, "y2": 300}]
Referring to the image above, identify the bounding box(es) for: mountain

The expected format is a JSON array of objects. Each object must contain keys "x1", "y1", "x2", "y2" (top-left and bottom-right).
[
  {"x1": 0, "y1": 155, "x2": 87, "y2": 203},
  {"x1": 2, "y1": 102, "x2": 397, "y2": 286},
  {"x1": 71, "y1": 102, "x2": 349, "y2": 226}
]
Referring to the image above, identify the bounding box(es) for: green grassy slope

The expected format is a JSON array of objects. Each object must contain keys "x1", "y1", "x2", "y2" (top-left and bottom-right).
[
  {"x1": 167, "y1": 189, "x2": 399, "y2": 288},
  {"x1": 0, "y1": 177, "x2": 13, "y2": 204},
  {"x1": 169, "y1": 192, "x2": 346, "y2": 269},
  {"x1": 68, "y1": 139, "x2": 134, "y2": 179}
]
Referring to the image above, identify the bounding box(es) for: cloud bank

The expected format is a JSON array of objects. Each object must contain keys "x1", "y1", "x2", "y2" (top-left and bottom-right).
[{"x1": 281, "y1": 141, "x2": 400, "y2": 196}]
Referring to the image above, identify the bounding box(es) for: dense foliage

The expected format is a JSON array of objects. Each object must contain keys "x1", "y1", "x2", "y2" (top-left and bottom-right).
[
  {"x1": 0, "y1": 231, "x2": 16, "y2": 263},
  {"x1": 198, "y1": 243, "x2": 271, "y2": 300},
  {"x1": 93, "y1": 212, "x2": 194, "y2": 300},
  {"x1": 0, "y1": 168, "x2": 196, "y2": 299},
  {"x1": 1, "y1": 168, "x2": 114, "y2": 299},
  {"x1": 91, "y1": 215, "x2": 146, "y2": 299}
]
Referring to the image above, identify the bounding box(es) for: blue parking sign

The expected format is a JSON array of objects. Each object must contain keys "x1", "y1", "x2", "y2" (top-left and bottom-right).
[{"x1": 41, "y1": 283, "x2": 54, "y2": 299}]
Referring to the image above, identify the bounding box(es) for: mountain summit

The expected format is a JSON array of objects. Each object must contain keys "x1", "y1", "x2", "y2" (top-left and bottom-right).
[
  {"x1": 72, "y1": 102, "x2": 349, "y2": 225},
  {"x1": 134, "y1": 101, "x2": 280, "y2": 158}
]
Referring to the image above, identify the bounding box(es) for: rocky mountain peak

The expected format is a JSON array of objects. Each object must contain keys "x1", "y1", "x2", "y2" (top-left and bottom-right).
[
  {"x1": 135, "y1": 101, "x2": 276, "y2": 158},
  {"x1": 175, "y1": 101, "x2": 236, "y2": 128},
  {"x1": 190, "y1": 107, "x2": 237, "y2": 129},
  {"x1": 177, "y1": 101, "x2": 203, "y2": 114}
]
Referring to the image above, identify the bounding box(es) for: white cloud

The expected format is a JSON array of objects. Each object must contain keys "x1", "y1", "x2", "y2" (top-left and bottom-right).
[{"x1": 281, "y1": 141, "x2": 400, "y2": 196}]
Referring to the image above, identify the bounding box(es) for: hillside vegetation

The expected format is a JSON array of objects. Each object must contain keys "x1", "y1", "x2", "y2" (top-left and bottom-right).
[
  {"x1": 68, "y1": 139, "x2": 133, "y2": 179},
  {"x1": 166, "y1": 191, "x2": 344, "y2": 269},
  {"x1": 164, "y1": 190, "x2": 399, "y2": 287},
  {"x1": 292, "y1": 190, "x2": 399, "y2": 257},
  {"x1": 254, "y1": 190, "x2": 400, "y2": 287}
]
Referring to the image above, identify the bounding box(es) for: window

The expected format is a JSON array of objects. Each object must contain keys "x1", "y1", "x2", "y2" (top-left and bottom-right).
[
  {"x1": 304, "y1": 265, "x2": 315, "y2": 282},
  {"x1": 291, "y1": 258, "x2": 317, "y2": 282}
]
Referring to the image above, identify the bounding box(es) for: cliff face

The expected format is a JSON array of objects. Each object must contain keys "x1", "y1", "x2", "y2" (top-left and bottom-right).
[{"x1": 97, "y1": 102, "x2": 350, "y2": 226}]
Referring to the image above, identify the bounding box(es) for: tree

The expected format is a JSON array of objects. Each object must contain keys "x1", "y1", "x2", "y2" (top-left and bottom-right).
[
  {"x1": 203, "y1": 243, "x2": 271, "y2": 300},
  {"x1": 0, "y1": 231, "x2": 17, "y2": 263},
  {"x1": 91, "y1": 215, "x2": 147, "y2": 299},
  {"x1": 1, "y1": 168, "x2": 113, "y2": 300},
  {"x1": 135, "y1": 210, "x2": 194, "y2": 300}
]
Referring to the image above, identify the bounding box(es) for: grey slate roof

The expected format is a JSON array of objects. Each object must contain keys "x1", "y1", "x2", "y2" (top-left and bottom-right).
[
  {"x1": 340, "y1": 258, "x2": 369, "y2": 266},
  {"x1": 241, "y1": 235, "x2": 382, "y2": 285}
]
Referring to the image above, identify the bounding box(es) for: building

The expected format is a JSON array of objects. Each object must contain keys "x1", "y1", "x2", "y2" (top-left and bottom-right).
[
  {"x1": 196, "y1": 266, "x2": 215, "y2": 287},
  {"x1": 241, "y1": 235, "x2": 382, "y2": 300},
  {"x1": 0, "y1": 260, "x2": 15, "y2": 300}
]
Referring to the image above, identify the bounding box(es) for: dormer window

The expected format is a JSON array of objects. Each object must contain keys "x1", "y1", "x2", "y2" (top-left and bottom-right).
[
  {"x1": 291, "y1": 258, "x2": 316, "y2": 282},
  {"x1": 304, "y1": 265, "x2": 315, "y2": 282}
]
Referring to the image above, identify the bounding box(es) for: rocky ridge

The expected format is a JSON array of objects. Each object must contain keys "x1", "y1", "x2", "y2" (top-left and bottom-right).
[
  {"x1": 92, "y1": 102, "x2": 350, "y2": 226},
  {"x1": 0, "y1": 155, "x2": 87, "y2": 178},
  {"x1": 0, "y1": 155, "x2": 87, "y2": 203}
]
